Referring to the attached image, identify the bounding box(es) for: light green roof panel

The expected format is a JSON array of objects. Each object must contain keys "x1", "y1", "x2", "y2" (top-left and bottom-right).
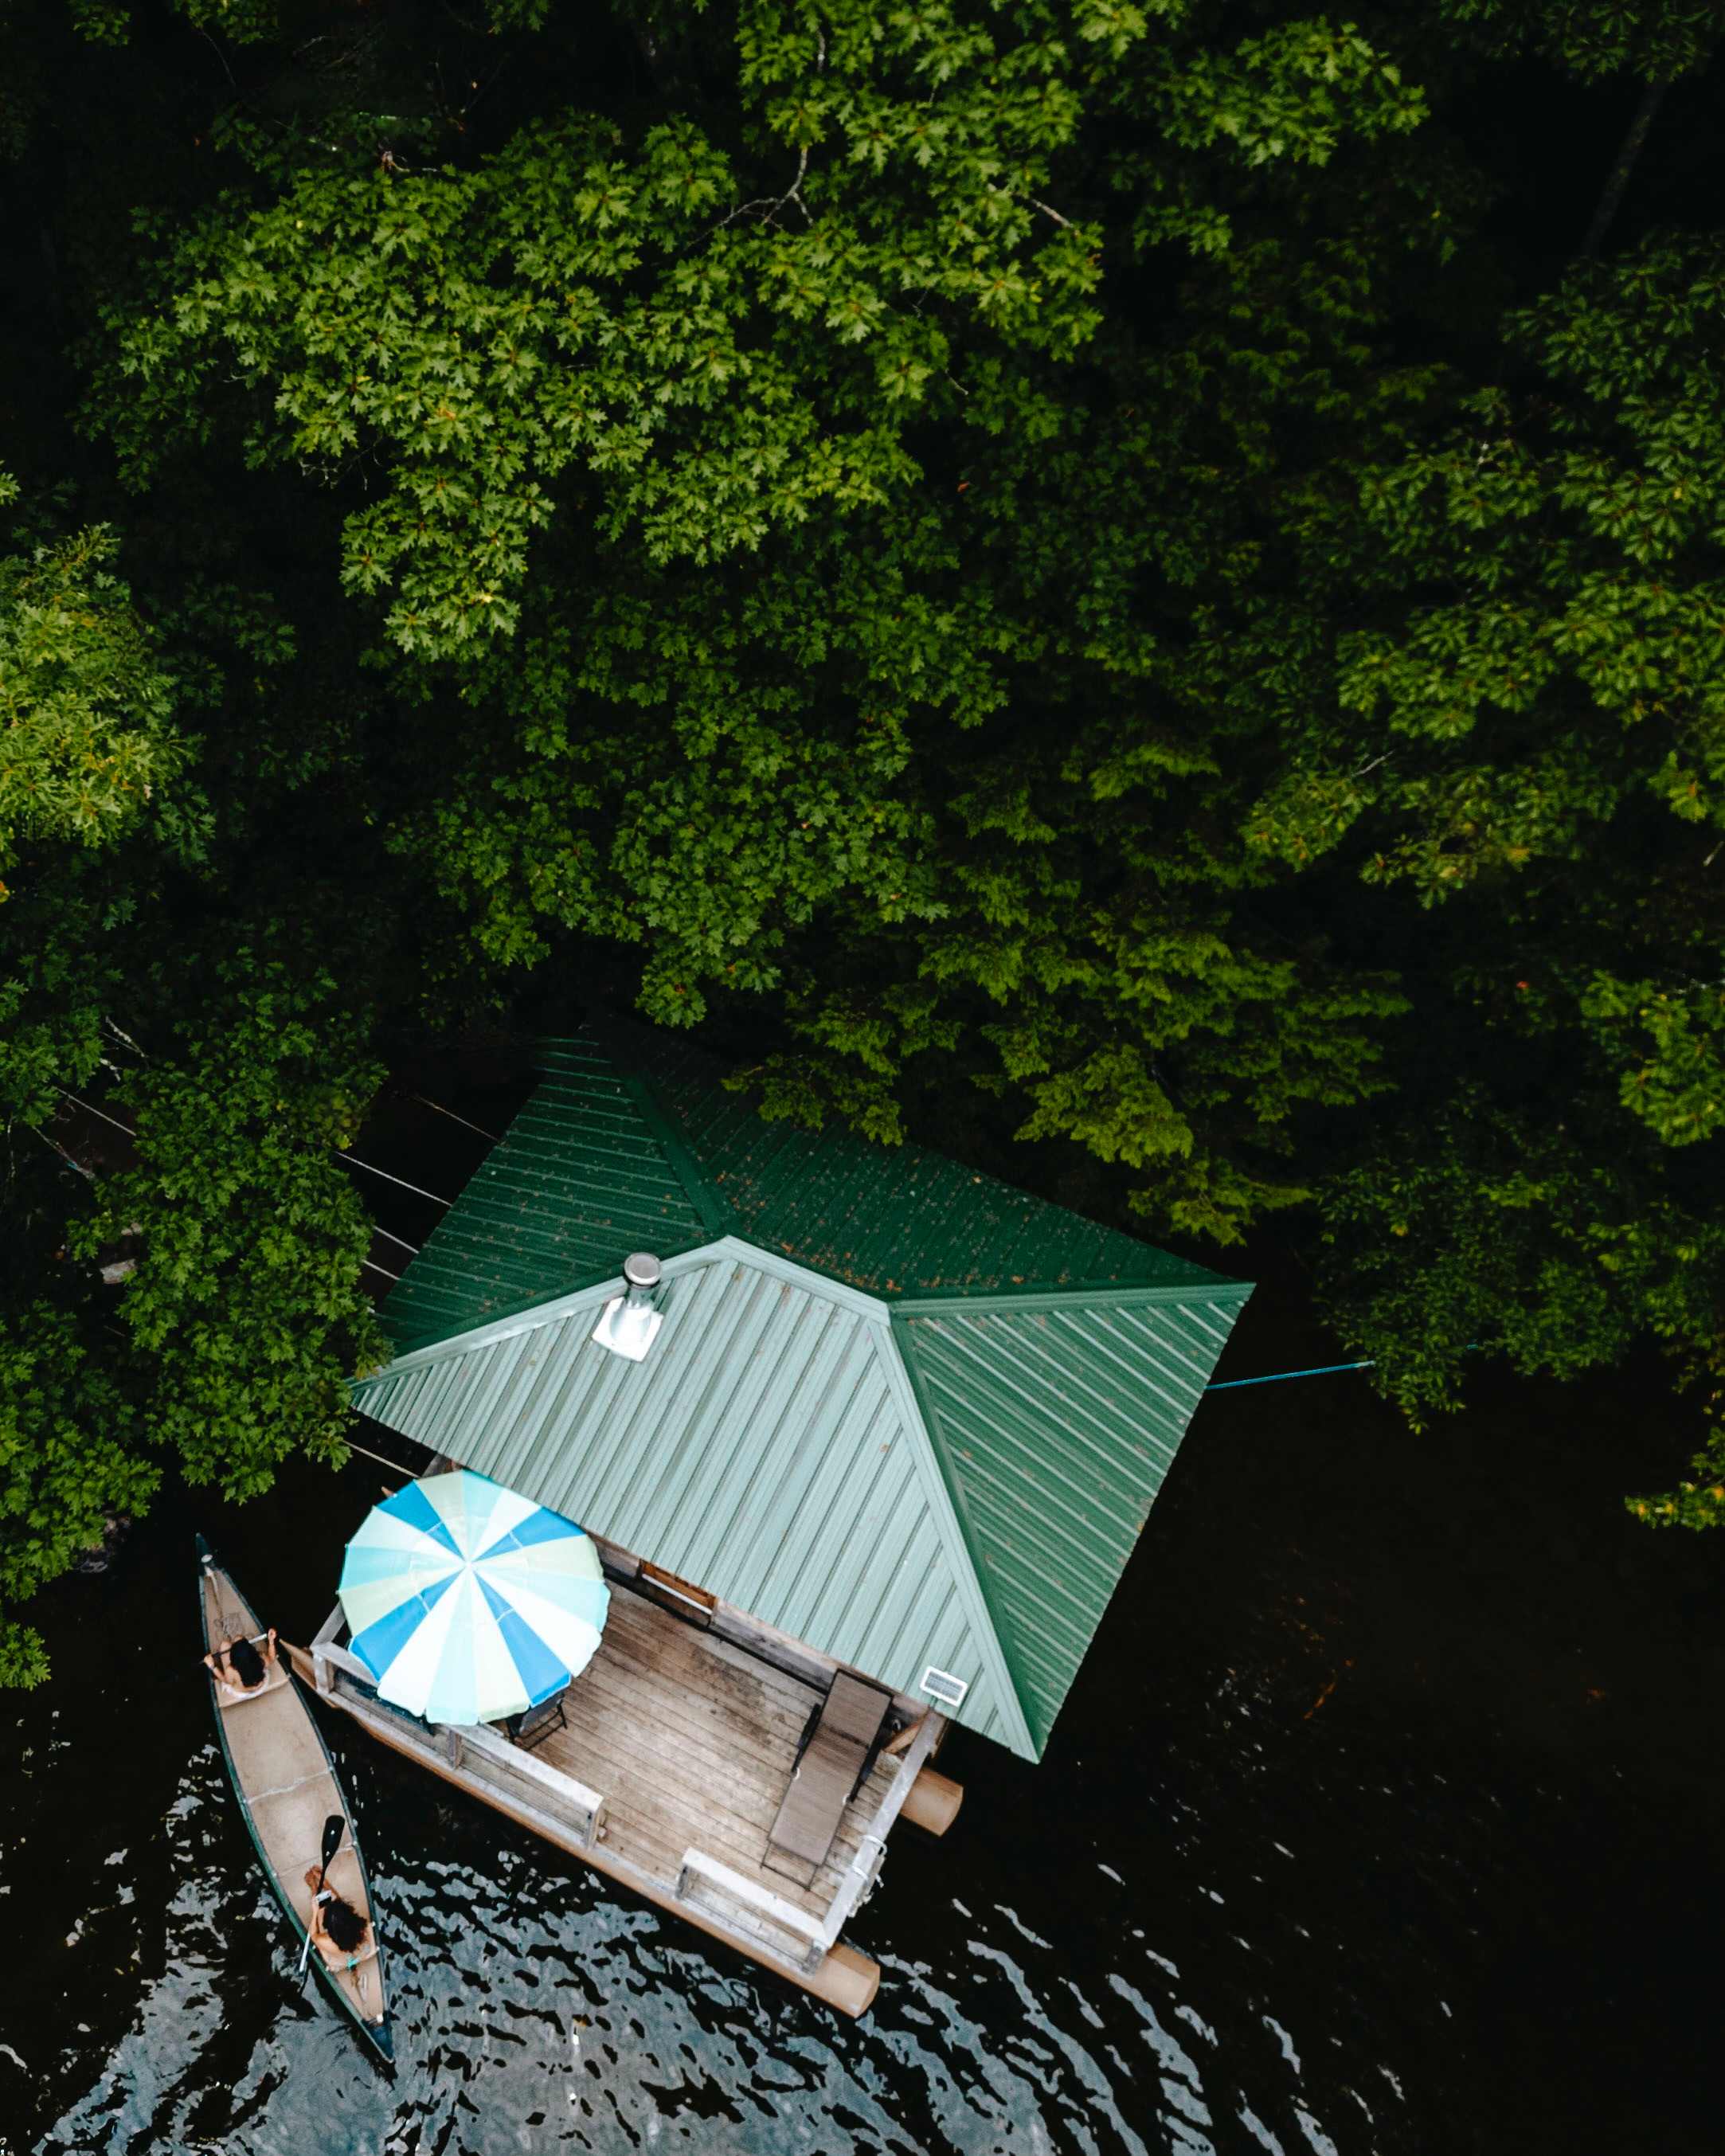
[
  {"x1": 355, "y1": 1243, "x2": 1029, "y2": 1753},
  {"x1": 896, "y1": 1287, "x2": 1250, "y2": 1753}
]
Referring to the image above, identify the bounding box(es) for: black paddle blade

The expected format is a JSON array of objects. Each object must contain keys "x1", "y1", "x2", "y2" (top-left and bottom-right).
[{"x1": 296, "y1": 1812, "x2": 350, "y2": 1980}]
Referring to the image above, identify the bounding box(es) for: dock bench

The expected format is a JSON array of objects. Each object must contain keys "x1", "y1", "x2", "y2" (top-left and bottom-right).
[{"x1": 769, "y1": 1671, "x2": 894, "y2": 1868}]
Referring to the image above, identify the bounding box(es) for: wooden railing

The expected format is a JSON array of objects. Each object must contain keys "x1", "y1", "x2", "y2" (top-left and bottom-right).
[
  {"x1": 312, "y1": 1632, "x2": 607, "y2": 1849},
  {"x1": 675, "y1": 1710, "x2": 944, "y2": 1971},
  {"x1": 675, "y1": 1849, "x2": 827, "y2": 1970},
  {"x1": 811, "y1": 1709, "x2": 941, "y2": 1953},
  {"x1": 309, "y1": 1598, "x2": 949, "y2": 1986}
]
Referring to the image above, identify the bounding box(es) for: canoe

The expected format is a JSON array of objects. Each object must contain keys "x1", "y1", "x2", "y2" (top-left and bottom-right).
[{"x1": 197, "y1": 1536, "x2": 393, "y2": 2063}]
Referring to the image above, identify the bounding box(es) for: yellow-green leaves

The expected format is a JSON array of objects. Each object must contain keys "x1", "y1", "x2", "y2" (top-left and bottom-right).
[
  {"x1": 0, "y1": 514, "x2": 192, "y2": 889},
  {"x1": 1581, "y1": 975, "x2": 1725, "y2": 1146}
]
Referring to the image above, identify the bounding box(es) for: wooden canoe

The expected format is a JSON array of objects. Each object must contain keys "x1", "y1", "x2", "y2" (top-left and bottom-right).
[{"x1": 197, "y1": 1536, "x2": 393, "y2": 2063}]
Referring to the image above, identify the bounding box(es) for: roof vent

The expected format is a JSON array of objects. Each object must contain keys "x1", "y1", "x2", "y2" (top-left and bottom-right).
[{"x1": 591, "y1": 1252, "x2": 664, "y2": 1363}]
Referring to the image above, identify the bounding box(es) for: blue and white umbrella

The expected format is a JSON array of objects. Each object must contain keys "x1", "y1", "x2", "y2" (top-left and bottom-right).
[{"x1": 338, "y1": 1469, "x2": 609, "y2": 1725}]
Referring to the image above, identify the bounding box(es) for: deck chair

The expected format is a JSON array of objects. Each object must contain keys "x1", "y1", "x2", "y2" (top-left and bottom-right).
[
  {"x1": 768, "y1": 1672, "x2": 893, "y2": 1870},
  {"x1": 507, "y1": 1691, "x2": 568, "y2": 1751}
]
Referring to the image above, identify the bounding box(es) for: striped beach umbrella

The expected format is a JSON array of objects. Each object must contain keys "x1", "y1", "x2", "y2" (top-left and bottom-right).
[{"x1": 338, "y1": 1469, "x2": 609, "y2": 1725}]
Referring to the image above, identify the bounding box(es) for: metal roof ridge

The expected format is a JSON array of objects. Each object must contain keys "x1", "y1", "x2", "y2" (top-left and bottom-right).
[
  {"x1": 362, "y1": 1243, "x2": 718, "y2": 1380},
  {"x1": 617, "y1": 1069, "x2": 735, "y2": 1240},
  {"x1": 894, "y1": 1278, "x2": 1255, "y2": 1317},
  {"x1": 872, "y1": 1313, "x2": 1040, "y2": 1763},
  {"x1": 358, "y1": 1235, "x2": 893, "y2": 1387}
]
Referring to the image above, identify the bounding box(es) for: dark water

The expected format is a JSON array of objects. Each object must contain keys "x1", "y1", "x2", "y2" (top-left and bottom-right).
[{"x1": 5, "y1": 1140, "x2": 1723, "y2": 2154}]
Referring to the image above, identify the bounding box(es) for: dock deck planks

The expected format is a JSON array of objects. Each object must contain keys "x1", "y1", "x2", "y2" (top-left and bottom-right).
[{"x1": 526, "y1": 1582, "x2": 894, "y2": 1919}]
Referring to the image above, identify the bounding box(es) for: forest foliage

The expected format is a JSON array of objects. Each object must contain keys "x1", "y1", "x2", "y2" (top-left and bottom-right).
[{"x1": 2, "y1": 0, "x2": 1723, "y2": 1676}]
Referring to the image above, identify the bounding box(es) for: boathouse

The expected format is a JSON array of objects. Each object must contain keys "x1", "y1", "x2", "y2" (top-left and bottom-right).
[{"x1": 304, "y1": 1031, "x2": 1250, "y2": 2010}]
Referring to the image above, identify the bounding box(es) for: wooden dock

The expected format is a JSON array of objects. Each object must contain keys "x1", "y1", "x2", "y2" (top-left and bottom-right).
[{"x1": 293, "y1": 1558, "x2": 961, "y2": 2013}]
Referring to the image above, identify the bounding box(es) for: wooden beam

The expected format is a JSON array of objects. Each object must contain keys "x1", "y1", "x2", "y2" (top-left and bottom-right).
[
  {"x1": 816, "y1": 1710, "x2": 945, "y2": 1950},
  {"x1": 311, "y1": 1603, "x2": 345, "y2": 1695},
  {"x1": 592, "y1": 1529, "x2": 921, "y2": 1717},
  {"x1": 676, "y1": 1848, "x2": 825, "y2": 1962},
  {"x1": 458, "y1": 1718, "x2": 605, "y2": 1839},
  {"x1": 311, "y1": 1640, "x2": 608, "y2": 1841}
]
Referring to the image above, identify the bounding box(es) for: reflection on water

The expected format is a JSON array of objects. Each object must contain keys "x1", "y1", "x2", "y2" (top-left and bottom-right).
[{"x1": 6, "y1": 1342, "x2": 1723, "y2": 2156}]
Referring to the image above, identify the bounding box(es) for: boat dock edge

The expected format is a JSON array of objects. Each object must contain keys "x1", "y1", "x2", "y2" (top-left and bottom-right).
[{"x1": 285, "y1": 1641, "x2": 882, "y2": 2017}]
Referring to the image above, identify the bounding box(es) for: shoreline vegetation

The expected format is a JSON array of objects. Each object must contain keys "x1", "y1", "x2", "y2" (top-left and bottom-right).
[{"x1": 5, "y1": 0, "x2": 1725, "y2": 1680}]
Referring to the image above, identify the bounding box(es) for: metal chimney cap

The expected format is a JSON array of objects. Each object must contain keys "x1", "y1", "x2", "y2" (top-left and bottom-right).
[{"x1": 623, "y1": 1252, "x2": 662, "y2": 1291}]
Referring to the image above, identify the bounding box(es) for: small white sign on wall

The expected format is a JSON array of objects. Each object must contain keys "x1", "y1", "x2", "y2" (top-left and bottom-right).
[{"x1": 917, "y1": 1665, "x2": 969, "y2": 1708}]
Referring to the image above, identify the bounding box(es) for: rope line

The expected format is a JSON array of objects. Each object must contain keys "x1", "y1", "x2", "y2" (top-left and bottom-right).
[
  {"x1": 57, "y1": 1090, "x2": 135, "y2": 1138},
  {"x1": 410, "y1": 1093, "x2": 501, "y2": 1144},
  {"x1": 337, "y1": 1152, "x2": 452, "y2": 1206},
  {"x1": 31, "y1": 1125, "x2": 95, "y2": 1179},
  {"x1": 1206, "y1": 1358, "x2": 1376, "y2": 1392},
  {"x1": 342, "y1": 1437, "x2": 416, "y2": 1481}
]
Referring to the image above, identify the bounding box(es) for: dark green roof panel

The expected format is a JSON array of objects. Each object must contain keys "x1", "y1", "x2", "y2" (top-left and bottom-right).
[
  {"x1": 611, "y1": 1028, "x2": 1230, "y2": 1301},
  {"x1": 380, "y1": 1040, "x2": 710, "y2": 1349},
  {"x1": 898, "y1": 1291, "x2": 1247, "y2": 1752},
  {"x1": 383, "y1": 1025, "x2": 1231, "y2": 1348}
]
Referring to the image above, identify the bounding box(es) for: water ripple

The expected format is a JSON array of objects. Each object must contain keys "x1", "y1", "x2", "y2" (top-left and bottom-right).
[{"x1": 7, "y1": 1449, "x2": 1719, "y2": 2156}]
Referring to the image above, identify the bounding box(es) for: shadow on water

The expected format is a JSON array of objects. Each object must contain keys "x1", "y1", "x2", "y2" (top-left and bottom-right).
[{"x1": 4, "y1": 1253, "x2": 1723, "y2": 2154}]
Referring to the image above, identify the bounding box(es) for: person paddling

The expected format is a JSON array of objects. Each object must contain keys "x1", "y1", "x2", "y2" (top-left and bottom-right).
[
  {"x1": 303, "y1": 1865, "x2": 376, "y2": 1974},
  {"x1": 204, "y1": 1627, "x2": 277, "y2": 1698}
]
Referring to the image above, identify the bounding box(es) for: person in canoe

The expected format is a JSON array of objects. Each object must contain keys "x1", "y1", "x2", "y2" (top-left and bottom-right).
[
  {"x1": 204, "y1": 1627, "x2": 277, "y2": 1699},
  {"x1": 303, "y1": 1867, "x2": 377, "y2": 1976}
]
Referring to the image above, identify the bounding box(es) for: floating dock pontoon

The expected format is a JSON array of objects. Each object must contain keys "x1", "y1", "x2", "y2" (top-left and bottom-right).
[{"x1": 299, "y1": 1523, "x2": 960, "y2": 2013}]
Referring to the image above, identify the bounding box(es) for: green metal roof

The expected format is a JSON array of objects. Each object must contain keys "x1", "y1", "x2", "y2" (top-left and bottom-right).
[
  {"x1": 376, "y1": 1042, "x2": 712, "y2": 1350},
  {"x1": 357, "y1": 1030, "x2": 1251, "y2": 1759},
  {"x1": 357, "y1": 1245, "x2": 1032, "y2": 1753},
  {"x1": 380, "y1": 1030, "x2": 1231, "y2": 1351},
  {"x1": 898, "y1": 1294, "x2": 1239, "y2": 1755}
]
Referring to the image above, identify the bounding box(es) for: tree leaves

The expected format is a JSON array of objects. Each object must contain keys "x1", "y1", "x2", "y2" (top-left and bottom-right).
[
  {"x1": 0, "y1": 0, "x2": 1722, "y2": 1698},
  {"x1": 68, "y1": 953, "x2": 386, "y2": 1499},
  {"x1": 0, "y1": 1304, "x2": 155, "y2": 1688},
  {"x1": 0, "y1": 506, "x2": 195, "y2": 890}
]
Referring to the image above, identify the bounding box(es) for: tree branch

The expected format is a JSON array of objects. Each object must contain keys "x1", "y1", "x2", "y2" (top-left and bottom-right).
[{"x1": 1582, "y1": 76, "x2": 1669, "y2": 257}]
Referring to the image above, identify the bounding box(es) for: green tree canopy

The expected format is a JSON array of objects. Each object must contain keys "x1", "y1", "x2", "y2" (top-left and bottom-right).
[{"x1": 1, "y1": 0, "x2": 1723, "y2": 1672}]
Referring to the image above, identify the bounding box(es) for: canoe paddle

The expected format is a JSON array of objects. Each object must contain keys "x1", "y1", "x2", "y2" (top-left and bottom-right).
[{"x1": 296, "y1": 1813, "x2": 346, "y2": 1976}]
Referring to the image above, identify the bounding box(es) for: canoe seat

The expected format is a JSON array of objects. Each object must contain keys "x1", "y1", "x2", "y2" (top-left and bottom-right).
[
  {"x1": 216, "y1": 1664, "x2": 291, "y2": 1709},
  {"x1": 768, "y1": 1672, "x2": 893, "y2": 1870}
]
